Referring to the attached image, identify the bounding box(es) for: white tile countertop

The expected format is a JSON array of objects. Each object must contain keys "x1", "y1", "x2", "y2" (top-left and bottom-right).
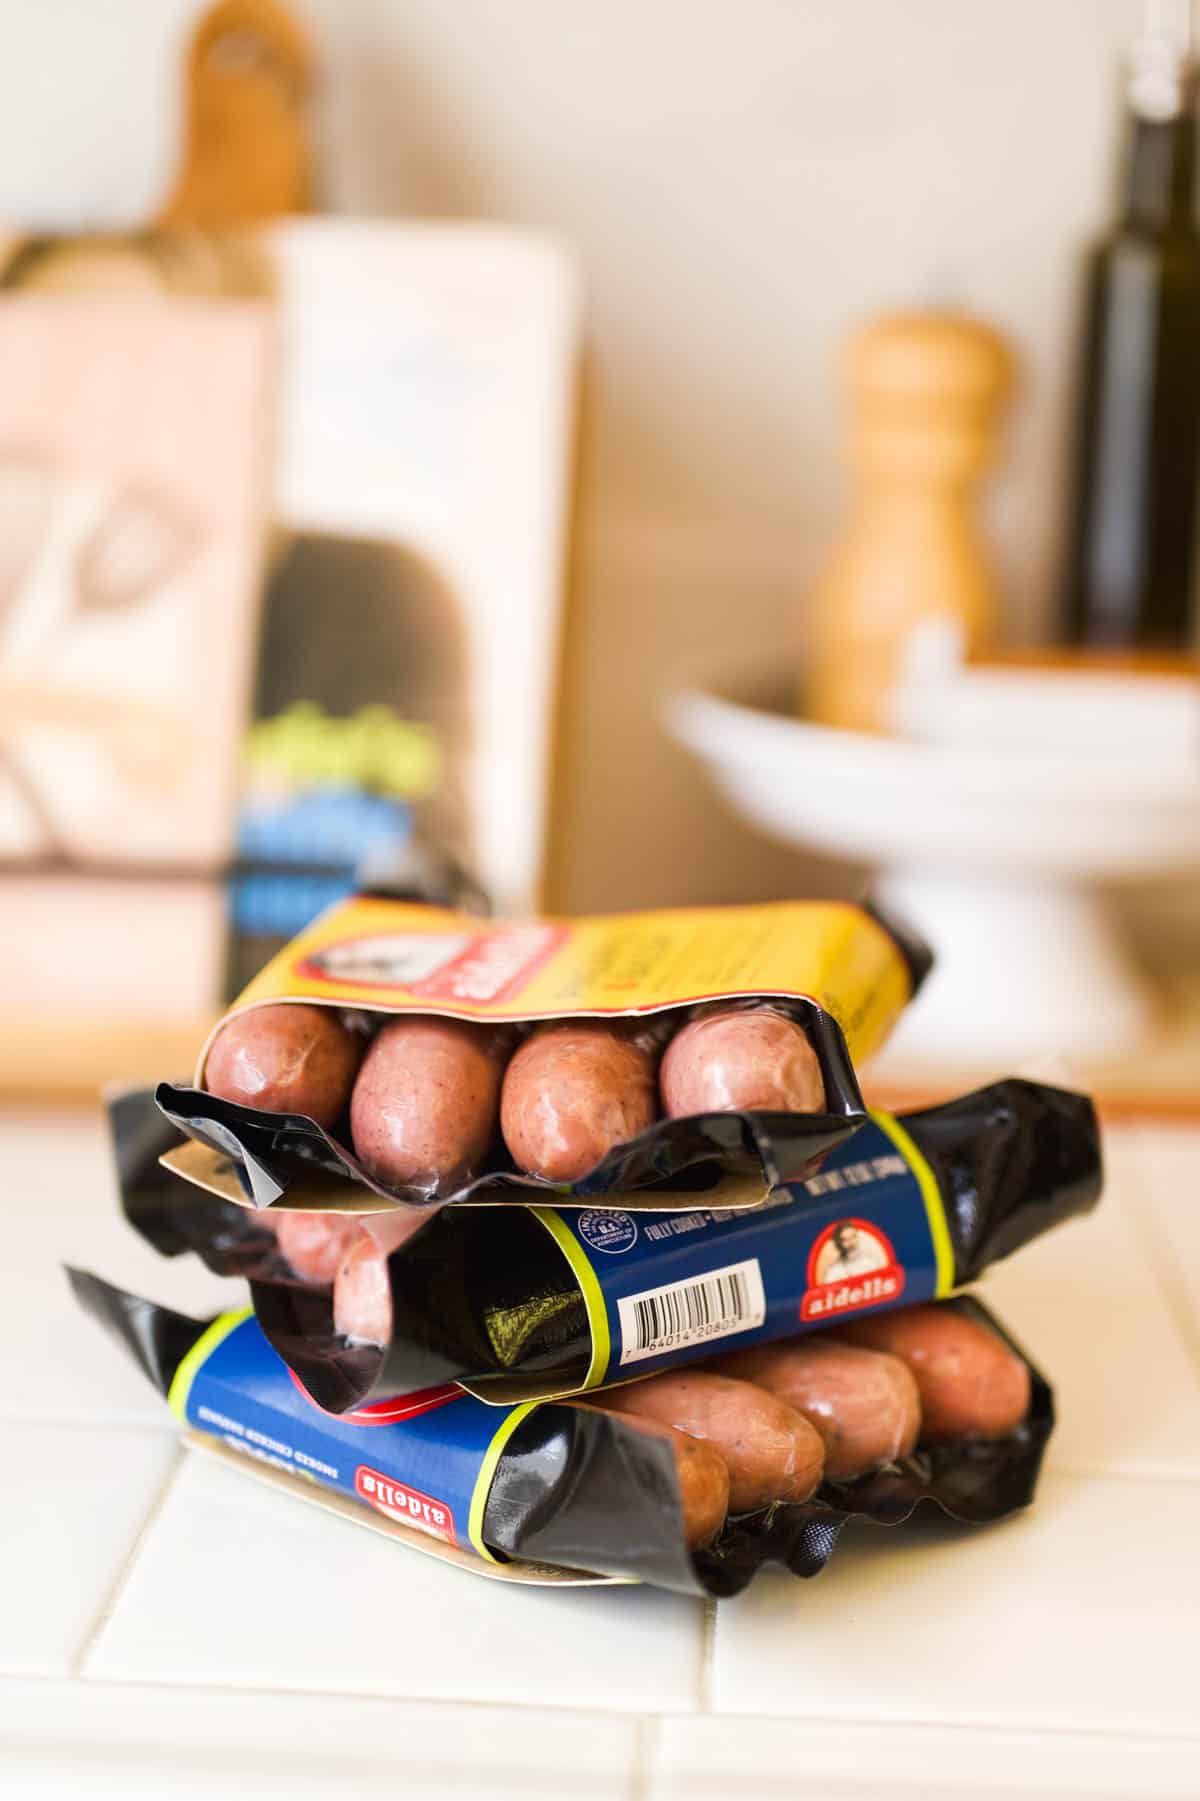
[{"x1": 2, "y1": 1107, "x2": 1199, "y2": 1799}]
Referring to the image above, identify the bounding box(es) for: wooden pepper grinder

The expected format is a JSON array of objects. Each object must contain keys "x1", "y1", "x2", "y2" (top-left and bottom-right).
[
  {"x1": 158, "y1": 0, "x2": 314, "y2": 229},
  {"x1": 803, "y1": 311, "x2": 1015, "y2": 732}
]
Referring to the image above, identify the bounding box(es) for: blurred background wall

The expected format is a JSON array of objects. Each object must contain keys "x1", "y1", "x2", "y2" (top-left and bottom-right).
[{"x1": 0, "y1": 0, "x2": 1135, "y2": 911}]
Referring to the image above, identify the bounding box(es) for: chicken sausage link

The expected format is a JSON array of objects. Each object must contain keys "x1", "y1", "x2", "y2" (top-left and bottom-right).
[
  {"x1": 660, "y1": 1005, "x2": 825, "y2": 1118},
  {"x1": 590, "y1": 1368, "x2": 825, "y2": 1512},
  {"x1": 350, "y1": 1016, "x2": 507, "y2": 1193},
  {"x1": 835, "y1": 1304, "x2": 1031, "y2": 1442},
  {"x1": 205, "y1": 1003, "x2": 363, "y2": 1129},
  {"x1": 273, "y1": 1211, "x2": 364, "y2": 1287},
  {"x1": 500, "y1": 1021, "x2": 659, "y2": 1181},
  {"x1": 569, "y1": 1407, "x2": 730, "y2": 1548},
  {"x1": 712, "y1": 1339, "x2": 920, "y2": 1480},
  {"x1": 331, "y1": 1208, "x2": 440, "y2": 1345}
]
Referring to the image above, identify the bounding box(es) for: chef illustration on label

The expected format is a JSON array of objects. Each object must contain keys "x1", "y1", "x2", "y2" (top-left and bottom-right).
[
  {"x1": 814, "y1": 1220, "x2": 890, "y2": 1284},
  {"x1": 300, "y1": 921, "x2": 563, "y2": 1001},
  {"x1": 801, "y1": 1216, "x2": 904, "y2": 1320},
  {"x1": 302, "y1": 931, "x2": 473, "y2": 987}
]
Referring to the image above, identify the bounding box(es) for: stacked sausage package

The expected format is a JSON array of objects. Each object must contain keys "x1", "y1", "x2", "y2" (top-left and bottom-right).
[{"x1": 81, "y1": 896, "x2": 1104, "y2": 1598}]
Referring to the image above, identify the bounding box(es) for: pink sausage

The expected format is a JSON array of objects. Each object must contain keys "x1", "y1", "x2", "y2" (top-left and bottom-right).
[
  {"x1": 205, "y1": 1003, "x2": 363, "y2": 1129},
  {"x1": 712, "y1": 1339, "x2": 921, "y2": 1479},
  {"x1": 350, "y1": 1017, "x2": 507, "y2": 1193},
  {"x1": 659, "y1": 1006, "x2": 825, "y2": 1117},
  {"x1": 569, "y1": 1406, "x2": 730, "y2": 1548},
  {"x1": 835, "y1": 1304, "x2": 1031, "y2": 1442},
  {"x1": 331, "y1": 1207, "x2": 436, "y2": 1345},
  {"x1": 274, "y1": 1211, "x2": 365, "y2": 1286},
  {"x1": 590, "y1": 1368, "x2": 825, "y2": 1512},
  {"x1": 500, "y1": 1020, "x2": 659, "y2": 1181}
]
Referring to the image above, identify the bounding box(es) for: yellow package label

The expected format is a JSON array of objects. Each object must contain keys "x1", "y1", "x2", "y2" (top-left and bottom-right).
[{"x1": 218, "y1": 898, "x2": 912, "y2": 1073}]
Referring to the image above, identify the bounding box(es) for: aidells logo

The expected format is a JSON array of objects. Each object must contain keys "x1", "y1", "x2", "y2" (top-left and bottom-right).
[{"x1": 244, "y1": 704, "x2": 440, "y2": 799}]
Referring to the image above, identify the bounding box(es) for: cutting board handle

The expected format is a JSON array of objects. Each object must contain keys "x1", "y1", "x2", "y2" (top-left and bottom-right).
[{"x1": 158, "y1": 0, "x2": 314, "y2": 228}]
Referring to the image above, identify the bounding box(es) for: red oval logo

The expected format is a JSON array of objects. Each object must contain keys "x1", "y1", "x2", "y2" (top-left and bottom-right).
[
  {"x1": 354, "y1": 1466, "x2": 455, "y2": 1541},
  {"x1": 800, "y1": 1217, "x2": 905, "y2": 1322}
]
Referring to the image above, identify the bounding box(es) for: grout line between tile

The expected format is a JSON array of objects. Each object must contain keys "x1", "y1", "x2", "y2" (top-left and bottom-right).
[
  {"x1": 630, "y1": 1715, "x2": 660, "y2": 1801},
  {"x1": 35, "y1": 1665, "x2": 690, "y2": 1723},
  {"x1": 0, "y1": 1413, "x2": 176, "y2": 1431},
  {"x1": 697, "y1": 1597, "x2": 717, "y2": 1714},
  {"x1": 681, "y1": 1697, "x2": 1200, "y2": 1741},
  {"x1": 71, "y1": 1443, "x2": 185, "y2": 1679},
  {"x1": 1127, "y1": 1134, "x2": 1200, "y2": 1380},
  {"x1": 1040, "y1": 1458, "x2": 1200, "y2": 1485},
  {"x1": 9, "y1": 1670, "x2": 1200, "y2": 1754},
  {"x1": 0, "y1": 1670, "x2": 611, "y2": 1717}
]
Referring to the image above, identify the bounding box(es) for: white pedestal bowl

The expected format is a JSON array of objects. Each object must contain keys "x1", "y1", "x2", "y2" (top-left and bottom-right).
[{"x1": 666, "y1": 662, "x2": 1200, "y2": 1068}]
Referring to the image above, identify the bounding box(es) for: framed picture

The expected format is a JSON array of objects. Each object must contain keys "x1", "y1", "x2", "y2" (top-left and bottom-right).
[{"x1": 0, "y1": 221, "x2": 579, "y2": 1094}]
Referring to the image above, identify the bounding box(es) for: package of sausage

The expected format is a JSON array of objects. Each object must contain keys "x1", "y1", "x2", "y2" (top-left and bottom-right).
[
  {"x1": 69, "y1": 1269, "x2": 1054, "y2": 1598},
  {"x1": 154, "y1": 895, "x2": 931, "y2": 1215},
  {"x1": 113, "y1": 1076, "x2": 1100, "y2": 1415}
]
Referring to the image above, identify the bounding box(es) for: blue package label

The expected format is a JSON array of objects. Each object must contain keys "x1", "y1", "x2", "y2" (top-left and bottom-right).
[
  {"x1": 533, "y1": 1111, "x2": 955, "y2": 1385},
  {"x1": 229, "y1": 870, "x2": 359, "y2": 939},
  {"x1": 172, "y1": 1313, "x2": 533, "y2": 1560}
]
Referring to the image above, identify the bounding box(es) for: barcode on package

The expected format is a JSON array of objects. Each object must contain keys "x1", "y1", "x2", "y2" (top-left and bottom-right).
[{"x1": 616, "y1": 1259, "x2": 766, "y2": 1365}]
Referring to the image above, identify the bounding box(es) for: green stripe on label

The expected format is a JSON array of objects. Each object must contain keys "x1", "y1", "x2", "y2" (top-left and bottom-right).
[
  {"x1": 869, "y1": 1108, "x2": 955, "y2": 1296},
  {"x1": 467, "y1": 1401, "x2": 540, "y2": 1562},
  {"x1": 529, "y1": 1205, "x2": 612, "y2": 1389},
  {"x1": 167, "y1": 1306, "x2": 254, "y2": 1423}
]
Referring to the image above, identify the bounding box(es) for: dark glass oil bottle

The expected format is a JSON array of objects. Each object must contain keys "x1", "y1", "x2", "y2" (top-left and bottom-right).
[{"x1": 1060, "y1": 25, "x2": 1200, "y2": 649}]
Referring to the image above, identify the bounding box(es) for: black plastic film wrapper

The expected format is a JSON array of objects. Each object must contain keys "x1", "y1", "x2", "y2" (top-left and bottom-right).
[
  {"x1": 69, "y1": 1269, "x2": 1054, "y2": 1598},
  {"x1": 113, "y1": 1077, "x2": 1100, "y2": 1416}
]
